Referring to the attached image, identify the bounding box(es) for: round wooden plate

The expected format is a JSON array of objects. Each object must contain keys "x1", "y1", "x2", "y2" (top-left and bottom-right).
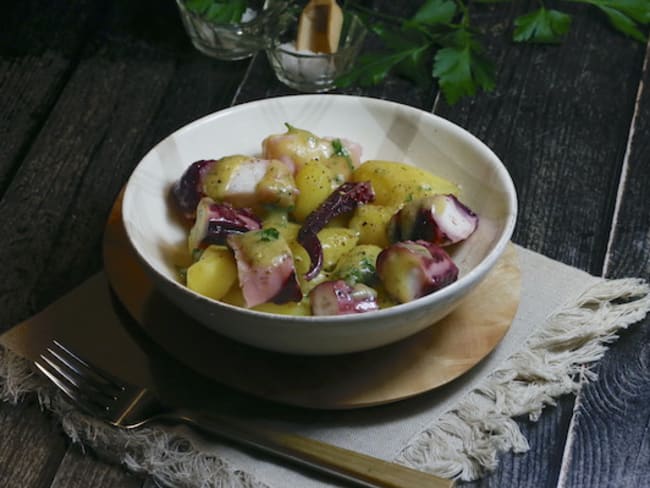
[{"x1": 103, "y1": 196, "x2": 521, "y2": 409}]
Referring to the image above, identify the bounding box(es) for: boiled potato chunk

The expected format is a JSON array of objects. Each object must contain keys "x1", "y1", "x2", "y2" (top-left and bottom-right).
[
  {"x1": 253, "y1": 299, "x2": 311, "y2": 316},
  {"x1": 220, "y1": 284, "x2": 246, "y2": 307},
  {"x1": 288, "y1": 240, "x2": 328, "y2": 294},
  {"x1": 318, "y1": 227, "x2": 359, "y2": 271},
  {"x1": 289, "y1": 228, "x2": 360, "y2": 274},
  {"x1": 292, "y1": 161, "x2": 335, "y2": 222},
  {"x1": 352, "y1": 160, "x2": 459, "y2": 207},
  {"x1": 334, "y1": 244, "x2": 382, "y2": 285},
  {"x1": 262, "y1": 211, "x2": 301, "y2": 242},
  {"x1": 186, "y1": 245, "x2": 237, "y2": 300},
  {"x1": 289, "y1": 228, "x2": 358, "y2": 294},
  {"x1": 348, "y1": 204, "x2": 394, "y2": 248}
]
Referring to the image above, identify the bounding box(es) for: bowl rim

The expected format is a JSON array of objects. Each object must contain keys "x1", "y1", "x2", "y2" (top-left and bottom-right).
[{"x1": 122, "y1": 94, "x2": 518, "y2": 329}]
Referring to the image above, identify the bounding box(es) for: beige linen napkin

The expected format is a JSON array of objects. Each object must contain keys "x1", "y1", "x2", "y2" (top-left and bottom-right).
[{"x1": 1, "y1": 246, "x2": 649, "y2": 487}]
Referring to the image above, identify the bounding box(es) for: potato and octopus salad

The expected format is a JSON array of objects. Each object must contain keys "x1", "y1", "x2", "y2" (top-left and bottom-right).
[{"x1": 171, "y1": 124, "x2": 478, "y2": 316}]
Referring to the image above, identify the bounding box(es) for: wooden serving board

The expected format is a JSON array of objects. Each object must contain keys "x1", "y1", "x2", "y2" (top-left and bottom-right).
[{"x1": 103, "y1": 196, "x2": 521, "y2": 409}]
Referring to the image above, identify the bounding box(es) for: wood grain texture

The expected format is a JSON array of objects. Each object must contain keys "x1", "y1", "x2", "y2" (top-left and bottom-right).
[
  {"x1": 603, "y1": 41, "x2": 650, "y2": 281},
  {"x1": 560, "y1": 316, "x2": 650, "y2": 488},
  {"x1": 50, "y1": 444, "x2": 143, "y2": 488},
  {"x1": 0, "y1": 41, "x2": 175, "y2": 328},
  {"x1": 557, "y1": 38, "x2": 650, "y2": 488},
  {"x1": 0, "y1": 0, "x2": 106, "y2": 193},
  {"x1": 0, "y1": 399, "x2": 68, "y2": 488},
  {"x1": 461, "y1": 396, "x2": 576, "y2": 488}
]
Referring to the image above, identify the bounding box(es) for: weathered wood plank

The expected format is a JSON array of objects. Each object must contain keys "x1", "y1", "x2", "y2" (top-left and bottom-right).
[
  {"x1": 50, "y1": 444, "x2": 143, "y2": 488},
  {"x1": 0, "y1": 1, "x2": 251, "y2": 484},
  {"x1": 0, "y1": 42, "x2": 176, "y2": 330},
  {"x1": 0, "y1": 0, "x2": 107, "y2": 194},
  {"x1": 0, "y1": 398, "x2": 68, "y2": 488},
  {"x1": 134, "y1": 52, "x2": 251, "y2": 156},
  {"x1": 559, "y1": 316, "x2": 650, "y2": 488},
  {"x1": 461, "y1": 397, "x2": 576, "y2": 488},
  {"x1": 603, "y1": 42, "x2": 650, "y2": 281},
  {"x1": 558, "y1": 41, "x2": 650, "y2": 488}
]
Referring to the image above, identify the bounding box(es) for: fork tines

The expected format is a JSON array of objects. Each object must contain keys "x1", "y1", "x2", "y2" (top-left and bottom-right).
[{"x1": 35, "y1": 340, "x2": 124, "y2": 418}]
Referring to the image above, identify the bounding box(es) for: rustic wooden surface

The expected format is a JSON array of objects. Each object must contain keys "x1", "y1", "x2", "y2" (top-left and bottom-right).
[{"x1": 1, "y1": 1, "x2": 649, "y2": 487}]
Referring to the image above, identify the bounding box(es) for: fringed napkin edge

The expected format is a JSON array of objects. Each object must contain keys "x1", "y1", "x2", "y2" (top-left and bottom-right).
[{"x1": 395, "y1": 278, "x2": 650, "y2": 481}]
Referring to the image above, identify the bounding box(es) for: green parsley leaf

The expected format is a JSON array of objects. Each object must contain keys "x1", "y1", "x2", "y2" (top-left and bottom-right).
[
  {"x1": 513, "y1": 8, "x2": 572, "y2": 43},
  {"x1": 433, "y1": 30, "x2": 495, "y2": 104},
  {"x1": 331, "y1": 138, "x2": 348, "y2": 157},
  {"x1": 331, "y1": 139, "x2": 355, "y2": 172},
  {"x1": 371, "y1": 22, "x2": 426, "y2": 50},
  {"x1": 596, "y1": 4, "x2": 647, "y2": 41},
  {"x1": 259, "y1": 227, "x2": 280, "y2": 242},
  {"x1": 395, "y1": 45, "x2": 434, "y2": 87},
  {"x1": 185, "y1": 0, "x2": 247, "y2": 23},
  {"x1": 340, "y1": 0, "x2": 646, "y2": 103},
  {"x1": 578, "y1": 0, "x2": 650, "y2": 24},
  {"x1": 337, "y1": 51, "x2": 413, "y2": 87},
  {"x1": 340, "y1": 257, "x2": 377, "y2": 285},
  {"x1": 411, "y1": 0, "x2": 458, "y2": 26},
  {"x1": 185, "y1": 0, "x2": 214, "y2": 15},
  {"x1": 571, "y1": 0, "x2": 648, "y2": 42}
]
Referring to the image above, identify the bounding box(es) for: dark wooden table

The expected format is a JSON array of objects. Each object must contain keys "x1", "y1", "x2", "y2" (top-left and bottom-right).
[{"x1": 1, "y1": 1, "x2": 649, "y2": 487}]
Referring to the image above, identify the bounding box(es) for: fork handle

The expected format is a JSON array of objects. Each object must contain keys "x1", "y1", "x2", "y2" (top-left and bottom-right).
[{"x1": 178, "y1": 411, "x2": 453, "y2": 488}]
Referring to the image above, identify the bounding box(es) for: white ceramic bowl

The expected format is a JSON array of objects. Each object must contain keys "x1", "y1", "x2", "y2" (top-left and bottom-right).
[{"x1": 122, "y1": 95, "x2": 517, "y2": 355}]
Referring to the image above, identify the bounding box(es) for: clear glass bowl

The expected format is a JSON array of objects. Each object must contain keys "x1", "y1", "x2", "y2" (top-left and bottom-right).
[
  {"x1": 266, "y1": 13, "x2": 367, "y2": 92},
  {"x1": 176, "y1": 0, "x2": 290, "y2": 61}
]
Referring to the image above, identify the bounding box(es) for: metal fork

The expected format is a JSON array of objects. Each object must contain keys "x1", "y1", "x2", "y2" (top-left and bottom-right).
[{"x1": 34, "y1": 340, "x2": 453, "y2": 488}]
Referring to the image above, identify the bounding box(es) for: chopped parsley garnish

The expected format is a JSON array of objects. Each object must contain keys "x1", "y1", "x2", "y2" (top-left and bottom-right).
[
  {"x1": 331, "y1": 138, "x2": 355, "y2": 172},
  {"x1": 191, "y1": 248, "x2": 204, "y2": 262},
  {"x1": 259, "y1": 227, "x2": 280, "y2": 242},
  {"x1": 342, "y1": 257, "x2": 377, "y2": 285}
]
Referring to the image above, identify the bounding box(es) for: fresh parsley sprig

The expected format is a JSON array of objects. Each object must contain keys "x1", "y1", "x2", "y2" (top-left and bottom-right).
[
  {"x1": 338, "y1": 0, "x2": 649, "y2": 104},
  {"x1": 184, "y1": 0, "x2": 247, "y2": 23},
  {"x1": 512, "y1": 0, "x2": 650, "y2": 43}
]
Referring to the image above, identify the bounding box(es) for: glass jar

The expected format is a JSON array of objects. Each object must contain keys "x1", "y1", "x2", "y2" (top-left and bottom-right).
[
  {"x1": 266, "y1": 12, "x2": 367, "y2": 92},
  {"x1": 176, "y1": 0, "x2": 291, "y2": 61}
]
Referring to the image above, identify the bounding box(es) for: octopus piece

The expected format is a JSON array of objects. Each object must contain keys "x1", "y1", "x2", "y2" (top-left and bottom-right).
[
  {"x1": 188, "y1": 197, "x2": 261, "y2": 251},
  {"x1": 227, "y1": 228, "x2": 302, "y2": 308},
  {"x1": 388, "y1": 194, "x2": 478, "y2": 246},
  {"x1": 262, "y1": 124, "x2": 362, "y2": 181},
  {"x1": 376, "y1": 240, "x2": 458, "y2": 303},
  {"x1": 172, "y1": 156, "x2": 298, "y2": 216},
  {"x1": 310, "y1": 280, "x2": 379, "y2": 316},
  {"x1": 171, "y1": 159, "x2": 218, "y2": 220},
  {"x1": 201, "y1": 155, "x2": 298, "y2": 209}
]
